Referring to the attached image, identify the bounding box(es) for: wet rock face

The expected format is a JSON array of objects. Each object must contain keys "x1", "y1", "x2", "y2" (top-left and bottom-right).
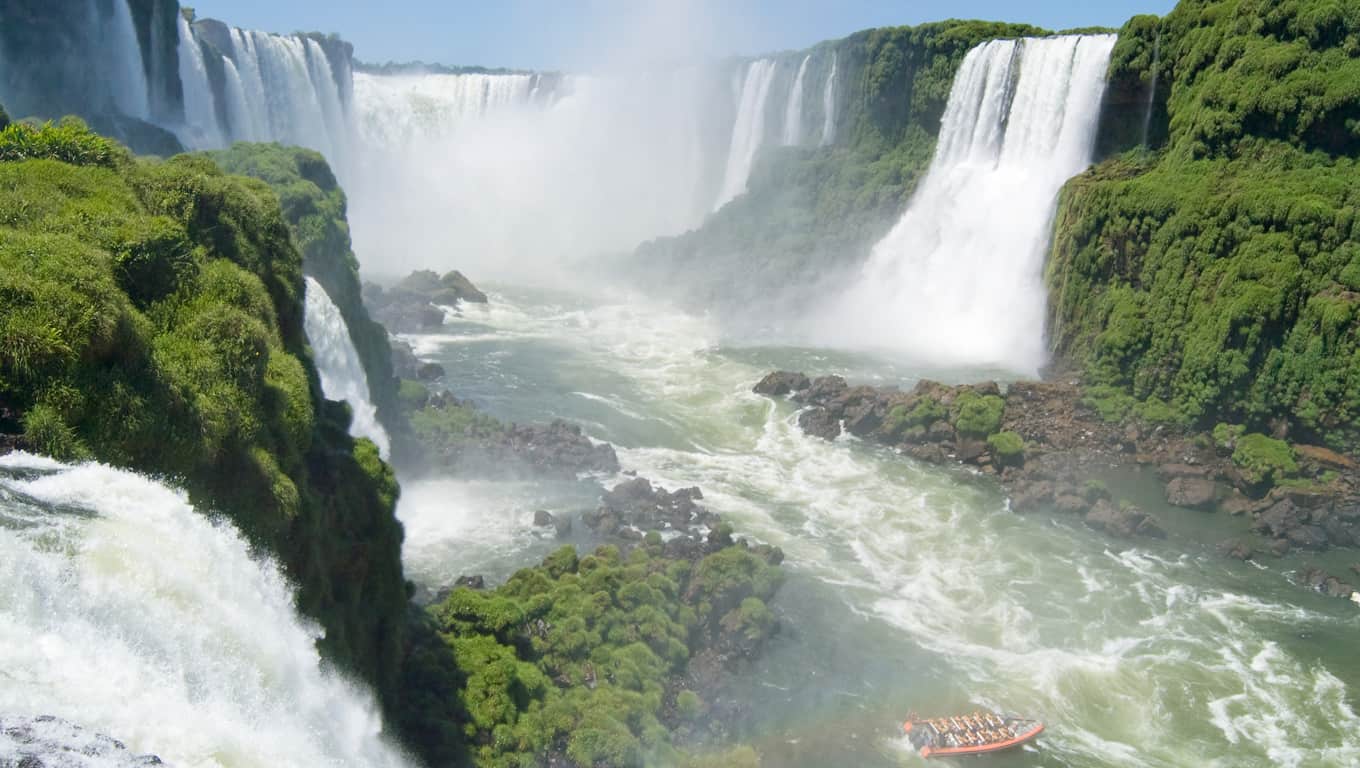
[
  {"x1": 753, "y1": 371, "x2": 810, "y2": 397},
  {"x1": 362, "y1": 269, "x2": 487, "y2": 334},
  {"x1": 1299, "y1": 567, "x2": 1357, "y2": 600},
  {"x1": 0, "y1": 716, "x2": 164, "y2": 767},
  {"x1": 584, "y1": 477, "x2": 718, "y2": 537},
  {"x1": 797, "y1": 408, "x2": 841, "y2": 441}
]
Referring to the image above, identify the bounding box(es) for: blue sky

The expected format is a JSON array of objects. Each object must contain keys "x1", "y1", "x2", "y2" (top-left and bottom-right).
[{"x1": 188, "y1": 0, "x2": 1178, "y2": 71}]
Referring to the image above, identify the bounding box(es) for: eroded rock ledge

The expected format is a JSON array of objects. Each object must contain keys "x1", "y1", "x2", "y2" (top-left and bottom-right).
[{"x1": 756, "y1": 371, "x2": 1360, "y2": 564}]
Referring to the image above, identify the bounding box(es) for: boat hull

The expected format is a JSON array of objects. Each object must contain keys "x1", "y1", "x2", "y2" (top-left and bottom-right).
[{"x1": 903, "y1": 716, "x2": 1044, "y2": 759}]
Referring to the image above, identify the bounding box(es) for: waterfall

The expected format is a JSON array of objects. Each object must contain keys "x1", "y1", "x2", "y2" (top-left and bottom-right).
[
  {"x1": 713, "y1": 58, "x2": 778, "y2": 210},
  {"x1": 820, "y1": 51, "x2": 838, "y2": 146},
  {"x1": 820, "y1": 35, "x2": 1116, "y2": 375},
  {"x1": 175, "y1": 14, "x2": 223, "y2": 148},
  {"x1": 352, "y1": 71, "x2": 539, "y2": 147},
  {"x1": 101, "y1": 0, "x2": 150, "y2": 119},
  {"x1": 1141, "y1": 29, "x2": 1161, "y2": 147},
  {"x1": 229, "y1": 29, "x2": 271, "y2": 141},
  {"x1": 0, "y1": 453, "x2": 411, "y2": 767},
  {"x1": 782, "y1": 55, "x2": 810, "y2": 146},
  {"x1": 304, "y1": 277, "x2": 391, "y2": 458}
]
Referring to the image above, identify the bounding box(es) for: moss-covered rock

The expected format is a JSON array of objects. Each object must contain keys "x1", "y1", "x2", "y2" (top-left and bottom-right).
[
  {"x1": 1049, "y1": 0, "x2": 1360, "y2": 453},
  {"x1": 423, "y1": 539, "x2": 782, "y2": 767},
  {"x1": 208, "y1": 143, "x2": 411, "y2": 459},
  {"x1": 0, "y1": 120, "x2": 408, "y2": 729},
  {"x1": 986, "y1": 431, "x2": 1025, "y2": 467},
  {"x1": 1232, "y1": 433, "x2": 1300, "y2": 493},
  {"x1": 952, "y1": 391, "x2": 1005, "y2": 438}
]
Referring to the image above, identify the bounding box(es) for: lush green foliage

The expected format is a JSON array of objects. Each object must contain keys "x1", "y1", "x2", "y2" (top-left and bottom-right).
[
  {"x1": 635, "y1": 21, "x2": 1045, "y2": 313},
  {"x1": 1231, "y1": 432, "x2": 1300, "y2": 490},
  {"x1": 952, "y1": 391, "x2": 1005, "y2": 438},
  {"x1": 0, "y1": 117, "x2": 128, "y2": 167},
  {"x1": 0, "y1": 121, "x2": 408, "y2": 715},
  {"x1": 986, "y1": 431, "x2": 1025, "y2": 467},
  {"x1": 209, "y1": 143, "x2": 408, "y2": 456},
  {"x1": 1050, "y1": 0, "x2": 1360, "y2": 451},
  {"x1": 429, "y1": 541, "x2": 783, "y2": 767},
  {"x1": 410, "y1": 398, "x2": 507, "y2": 447},
  {"x1": 882, "y1": 396, "x2": 946, "y2": 437}
]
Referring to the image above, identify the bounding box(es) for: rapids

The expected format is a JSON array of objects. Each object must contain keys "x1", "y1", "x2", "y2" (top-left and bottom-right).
[{"x1": 396, "y1": 285, "x2": 1360, "y2": 768}]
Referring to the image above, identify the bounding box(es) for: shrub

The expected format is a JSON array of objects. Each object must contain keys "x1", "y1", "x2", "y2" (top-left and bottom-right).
[
  {"x1": 0, "y1": 118, "x2": 127, "y2": 168},
  {"x1": 1232, "y1": 433, "x2": 1299, "y2": 491},
  {"x1": 1212, "y1": 423, "x2": 1245, "y2": 453},
  {"x1": 675, "y1": 690, "x2": 703, "y2": 720},
  {"x1": 986, "y1": 431, "x2": 1025, "y2": 467},
  {"x1": 953, "y1": 391, "x2": 1004, "y2": 437}
]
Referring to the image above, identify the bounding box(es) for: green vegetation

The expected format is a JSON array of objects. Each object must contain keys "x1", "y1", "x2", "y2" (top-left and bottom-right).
[
  {"x1": 0, "y1": 120, "x2": 407, "y2": 719},
  {"x1": 208, "y1": 143, "x2": 408, "y2": 456},
  {"x1": 952, "y1": 391, "x2": 1005, "y2": 438},
  {"x1": 1049, "y1": 0, "x2": 1360, "y2": 452},
  {"x1": 636, "y1": 20, "x2": 1046, "y2": 311},
  {"x1": 1232, "y1": 432, "x2": 1300, "y2": 491},
  {"x1": 986, "y1": 431, "x2": 1025, "y2": 467},
  {"x1": 426, "y1": 540, "x2": 783, "y2": 767},
  {"x1": 882, "y1": 397, "x2": 946, "y2": 437}
]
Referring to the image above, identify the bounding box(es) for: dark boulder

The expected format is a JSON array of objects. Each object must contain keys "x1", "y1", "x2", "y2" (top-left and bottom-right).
[
  {"x1": 794, "y1": 376, "x2": 848, "y2": 407},
  {"x1": 533, "y1": 510, "x2": 555, "y2": 527},
  {"x1": 1299, "y1": 567, "x2": 1356, "y2": 599},
  {"x1": 416, "y1": 362, "x2": 446, "y2": 381},
  {"x1": 440, "y1": 270, "x2": 488, "y2": 303},
  {"x1": 753, "y1": 371, "x2": 810, "y2": 397},
  {"x1": 1217, "y1": 538, "x2": 1255, "y2": 560},
  {"x1": 456, "y1": 574, "x2": 486, "y2": 590},
  {"x1": 798, "y1": 408, "x2": 841, "y2": 441}
]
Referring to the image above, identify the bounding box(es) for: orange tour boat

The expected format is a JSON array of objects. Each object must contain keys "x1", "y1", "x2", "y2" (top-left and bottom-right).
[{"x1": 902, "y1": 711, "x2": 1044, "y2": 759}]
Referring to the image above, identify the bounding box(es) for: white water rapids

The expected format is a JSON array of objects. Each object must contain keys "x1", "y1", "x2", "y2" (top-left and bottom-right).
[
  {"x1": 395, "y1": 285, "x2": 1360, "y2": 768},
  {"x1": 0, "y1": 453, "x2": 413, "y2": 768}
]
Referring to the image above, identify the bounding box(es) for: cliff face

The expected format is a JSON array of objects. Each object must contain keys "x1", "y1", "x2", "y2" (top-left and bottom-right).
[
  {"x1": 0, "y1": 119, "x2": 409, "y2": 707},
  {"x1": 1048, "y1": 0, "x2": 1360, "y2": 451},
  {"x1": 209, "y1": 143, "x2": 411, "y2": 459},
  {"x1": 631, "y1": 20, "x2": 1046, "y2": 322}
]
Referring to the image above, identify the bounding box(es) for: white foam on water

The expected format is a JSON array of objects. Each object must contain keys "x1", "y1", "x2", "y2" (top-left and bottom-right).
[{"x1": 0, "y1": 454, "x2": 412, "y2": 768}]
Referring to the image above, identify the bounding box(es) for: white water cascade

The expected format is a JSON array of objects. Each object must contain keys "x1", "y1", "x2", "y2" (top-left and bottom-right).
[
  {"x1": 304, "y1": 277, "x2": 391, "y2": 458},
  {"x1": 231, "y1": 30, "x2": 348, "y2": 159},
  {"x1": 820, "y1": 52, "x2": 837, "y2": 146},
  {"x1": 101, "y1": 0, "x2": 150, "y2": 120},
  {"x1": 714, "y1": 58, "x2": 778, "y2": 210},
  {"x1": 352, "y1": 71, "x2": 540, "y2": 146},
  {"x1": 782, "y1": 55, "x2": 810, "y2": 146},
  {"x1": 175, "y1": 14, "x2": 223, "y2": 148},
  {"x1": 0, "y1": 453, "x2": 412, "y2": 768},
  {"x1": 819, "y1": 35, "x2": 1116, "y2": 375}
]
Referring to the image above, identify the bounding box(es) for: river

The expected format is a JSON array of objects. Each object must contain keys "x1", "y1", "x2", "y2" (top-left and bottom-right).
[{"x1": 395, "y1": 284, "x2": 1360, "y2": 768}]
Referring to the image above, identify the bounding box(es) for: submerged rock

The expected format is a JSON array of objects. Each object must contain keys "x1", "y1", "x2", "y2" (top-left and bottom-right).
[
  {"x1": 1084, "y1": 500, "x2": 1166, "y2": 539},
  {"x1": 0, "y1": 716, "x2": 164, "y2": 767},
  {"x1": 1166, "y1": 476, "x2": 1219, "y2": 510}
]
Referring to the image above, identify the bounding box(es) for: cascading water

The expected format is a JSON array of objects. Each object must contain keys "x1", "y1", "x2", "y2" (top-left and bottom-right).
[
  {"x1": 818, "y1": 35, "x2": 1116, "y2": 375},
  {"x1": 0, "y1": 453, "x2": 412, "y2": 767},
  {"x1": 714, "y1": 58, "x2": 778, "y2": 210},
  {"x1": 304, "y1": 277, "x2": 391, "y2": 458},
  {"x1": 782, "y1": 55, "x2": 810, "y2": 146},
  {"x1": 101, "y1": 0, "x2": 150, "y2": 120},
  {"x1": 820, "y1": 52, "x2": 837, "y2": 146},
  {"x1": 1142, "y1": 29, "x2": 1161, "y2": 147},
  {"x1": 175, "y1": 14, "x2": 223, "y2": 148},
  {"x1": 352, "y1": 71, "x2": 539, "y2": 146}
]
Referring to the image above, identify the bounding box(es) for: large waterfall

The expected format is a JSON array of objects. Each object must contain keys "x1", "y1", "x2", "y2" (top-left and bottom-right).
[
  {"x1": 0, "y1": 453, "x2": 411, "y2": 767},
  {"x1": 819, "y1": 35, "x2": 1115, "y2": 375},
  {"x1": 304, "y1": 277, "x2": 392, "y2": 458},
  {"x1": 713, "y1": 59, "x2": 778, "y2": 210},
  {"x1": 820, "y1": 52, "x2": 838, "y2": 146}
]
